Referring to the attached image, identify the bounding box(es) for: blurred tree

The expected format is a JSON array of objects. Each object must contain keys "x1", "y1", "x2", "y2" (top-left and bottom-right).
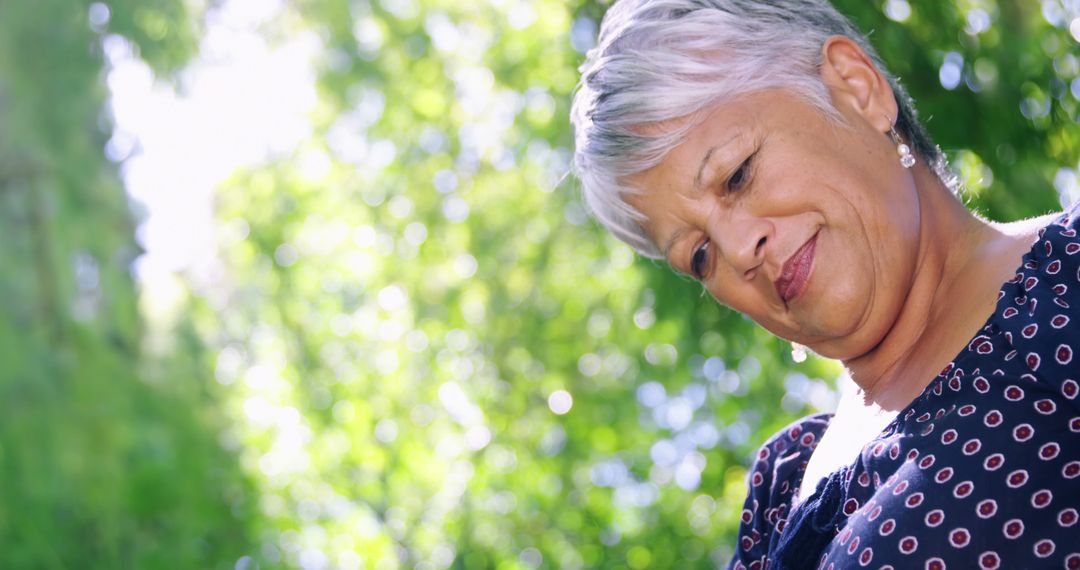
[
  {"x1": 1, "y1": 0, "x2": 1077, "y2": 569},
  {"x1": 0, "y1": 0, "x2": 256, "y2": 568}
]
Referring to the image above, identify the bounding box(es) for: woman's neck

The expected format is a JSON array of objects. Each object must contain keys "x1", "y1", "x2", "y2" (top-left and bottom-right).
[{"x1": 842, "y1": 168, "x2": 1038, "y2": 411}]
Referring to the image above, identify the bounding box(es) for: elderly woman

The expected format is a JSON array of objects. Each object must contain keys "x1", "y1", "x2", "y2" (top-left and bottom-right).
[{"x1": 571, "y1": 1, "x2": 1079, "y2": 568}]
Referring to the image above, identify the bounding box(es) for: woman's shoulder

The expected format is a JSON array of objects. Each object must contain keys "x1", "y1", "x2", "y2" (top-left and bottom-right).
[
  {"x1": 755, "y1": 413, "x2": 833, "y2": 458},
  {"x1": 731, "y1": 413, "x2": 833, "y2": 568},
  {"x1": 744, "y1": 412, "x2": 833, "y2": 505},
  {"x1": 748, "y1": 414, "x2": 833, "y2": 499},
  {"x1": 978, "y1": 200, "x2": 1080, "y2": 409},
  {"x1": 989, "y1": 200, "x2": 1080, "y2": 238}
]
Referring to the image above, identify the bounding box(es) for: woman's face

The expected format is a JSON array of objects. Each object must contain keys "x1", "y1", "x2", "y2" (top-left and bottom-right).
[{"x1": 626, "y1": 89, "x2": 922, "y2": 360}]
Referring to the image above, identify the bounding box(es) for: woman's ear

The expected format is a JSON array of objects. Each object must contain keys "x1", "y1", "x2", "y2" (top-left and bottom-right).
[{"x1": 819, "y1": 36, "x2": 898, "y2": 131}]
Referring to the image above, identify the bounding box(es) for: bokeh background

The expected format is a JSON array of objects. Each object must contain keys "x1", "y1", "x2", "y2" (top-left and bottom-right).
[{"x1": 2, "y1": 0, "x2": 1079, "y2": 568}]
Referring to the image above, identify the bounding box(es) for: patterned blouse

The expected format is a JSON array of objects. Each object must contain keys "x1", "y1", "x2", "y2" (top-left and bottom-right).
[{"x1": 729, "y1": 202, "x2": 1080, "y2": 570}]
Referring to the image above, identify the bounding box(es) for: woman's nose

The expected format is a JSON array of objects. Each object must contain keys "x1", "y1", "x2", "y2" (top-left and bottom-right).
[{"x1": 713, "y1": 214, "x2": 771, "y2": 279}]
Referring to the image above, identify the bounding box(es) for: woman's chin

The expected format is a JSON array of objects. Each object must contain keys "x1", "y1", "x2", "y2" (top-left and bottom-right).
[{"x1": 779, "y1": 298, "x2": 880, "y2": 358}]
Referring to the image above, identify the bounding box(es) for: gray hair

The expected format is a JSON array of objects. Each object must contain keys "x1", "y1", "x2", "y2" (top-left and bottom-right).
[{"x1": 571, "y1": 0, "x2": 950, "y2": 259}]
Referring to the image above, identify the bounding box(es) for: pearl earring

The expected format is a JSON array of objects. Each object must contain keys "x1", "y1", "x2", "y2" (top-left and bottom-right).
[
  {"x1": 790, "y1": 342, "x2": 808, "y2": 363},
  {"x1": 888, "y1": 120, "x2": 916, "y2": 169}
]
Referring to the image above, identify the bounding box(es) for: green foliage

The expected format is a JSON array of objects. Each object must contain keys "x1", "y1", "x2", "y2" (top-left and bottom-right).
[
  {"x1": 0, "y1": 0, "x2": 254, "y2": 568},
  {"x1": 1, "y1": 0, "x2": 1078, "y2": 569},
  {"x1": 829, "y1": 0, "x2": 1078, "y2": 218}
]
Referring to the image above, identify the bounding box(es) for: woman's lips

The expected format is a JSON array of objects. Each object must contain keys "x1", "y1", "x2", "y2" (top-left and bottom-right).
[{"x1": 775, "y1": 232, "x2": 818, "y2": 304}]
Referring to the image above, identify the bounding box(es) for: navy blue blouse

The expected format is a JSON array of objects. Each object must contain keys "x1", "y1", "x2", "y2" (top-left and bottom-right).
[{"x1": 730, "y1": 203, "x2": 1080, "y2": 570}]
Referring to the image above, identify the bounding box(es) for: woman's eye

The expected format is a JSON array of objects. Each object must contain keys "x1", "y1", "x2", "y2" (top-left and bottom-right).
[
  {"x1": 727, "y1": 155, "x2": 753, "y2": 191},
  {"x1": 690, "y1": 240, "x2": 710, "y2": 279}
]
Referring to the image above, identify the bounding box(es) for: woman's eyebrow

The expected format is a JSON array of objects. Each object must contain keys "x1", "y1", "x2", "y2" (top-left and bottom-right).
[{"x1": 693, "y1": 146, "x2": 719, "y2": 193}]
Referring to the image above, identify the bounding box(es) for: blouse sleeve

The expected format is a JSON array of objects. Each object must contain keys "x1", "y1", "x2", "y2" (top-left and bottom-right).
[{"x1": 728, "y1": 413, "x2": 831, "y2": 570}]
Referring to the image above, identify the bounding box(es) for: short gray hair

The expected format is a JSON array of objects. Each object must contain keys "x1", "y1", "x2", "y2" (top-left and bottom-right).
[{"x1": 571, "y1": 0, "x2": 948, "y2": 259}]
